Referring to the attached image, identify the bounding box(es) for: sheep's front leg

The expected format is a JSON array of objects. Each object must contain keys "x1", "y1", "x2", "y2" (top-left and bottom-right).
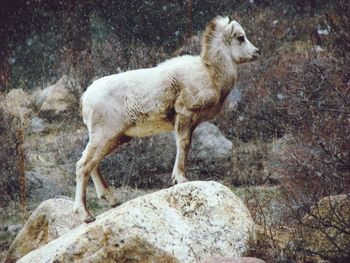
[{"x1": 172, "y1": 114, "x2": 193, "y2": 184}]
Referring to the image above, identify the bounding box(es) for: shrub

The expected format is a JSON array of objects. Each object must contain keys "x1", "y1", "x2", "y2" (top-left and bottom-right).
[{"x1": 0, "y1": 96, "x2": 19, "y2": 205}]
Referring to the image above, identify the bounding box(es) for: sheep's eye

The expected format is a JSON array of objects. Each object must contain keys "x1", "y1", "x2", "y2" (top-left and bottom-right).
[{"x1": 237, "y1": 36, "x2": 245, "y2": 43}]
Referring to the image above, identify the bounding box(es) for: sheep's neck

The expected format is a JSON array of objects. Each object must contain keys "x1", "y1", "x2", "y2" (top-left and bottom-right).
[{"x1": 202, "y1": 55, "x2": 237, "y2": 99}]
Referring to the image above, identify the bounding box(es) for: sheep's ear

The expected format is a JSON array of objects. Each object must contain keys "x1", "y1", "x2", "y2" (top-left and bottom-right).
[
  {"x1": 216, "y1": 16, "x2": 229, "y2": 26},
  {"x1": 215, "y1": 16, "x2": 230, "y2": 31},
  {"x1": 223, "y1": 21, "x2": 235, "y2": 45}
]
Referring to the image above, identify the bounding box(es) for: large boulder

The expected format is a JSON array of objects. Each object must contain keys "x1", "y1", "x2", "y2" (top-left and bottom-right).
[
  {"x1": 203, "y1": 257, "x2": 266, "y2": 263},
  {"x1": 298, "y1": 194, "x2": 350, "y2": 261},
  {"x1": 103, "y1": 122, "x2": 233, "y2": 188},
  {"x1": 34, "y1": 75, "x2": 78, "y2": 120},
  {"x1": 5, "y1": 198, "x2": 80, "y2": 263},
  {"x1": 12, "y1": 181, "x2": 255, "y2": 263}
]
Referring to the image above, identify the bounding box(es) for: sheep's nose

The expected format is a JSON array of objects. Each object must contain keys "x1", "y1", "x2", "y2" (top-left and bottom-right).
[{"x1": 256, "y1": 48, "x2": 261, "y2": 55}]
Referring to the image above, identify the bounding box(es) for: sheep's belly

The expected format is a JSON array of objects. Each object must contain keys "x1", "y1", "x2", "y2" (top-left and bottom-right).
[{"x1": 124, "y1": 121, "x2": 174, "y2": 137}]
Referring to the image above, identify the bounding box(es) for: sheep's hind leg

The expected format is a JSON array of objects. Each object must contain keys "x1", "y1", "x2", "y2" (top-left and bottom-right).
[
  {"x1": 74, "y1": 135, "x2": 116, "y2": 223},
  {"x1": 91, "y1": 135, "x2": 132, "y2": 207},
  {"x1": 74, "y1": 152, "x2": 95, "y2": 222},
  {"x1": 91, "y1": 166, "x2": 120, "y2": 207}
]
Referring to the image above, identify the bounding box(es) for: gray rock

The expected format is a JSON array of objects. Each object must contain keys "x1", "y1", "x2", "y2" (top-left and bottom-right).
[
  {"x1": 203, "y1": 257, "x2": 266, "y2": 263},
  {"x1": 25, "y1": 171, "x2": 64, "y2": 202},
  {"x1": 7, "y1": 224, "x2": 23, "y2": 236},
  {"x1": 29, "y1": 117, "x2": 46, "y2": 133},
  {"x1": 34, "y1": 75, "x2": 78, "y2": 120},
  {"x1": 192, "y1": 122, "x2": 233, "y2": 162},
  {"x1": 14, "y1": 181, "x2": 255, "y2": 263},
  {"x1": 187, "y1": 122, "x2": 233, "y2": 180},
  {"x1": 6, "y1": 198, "x2": 80, "y2": 263}
]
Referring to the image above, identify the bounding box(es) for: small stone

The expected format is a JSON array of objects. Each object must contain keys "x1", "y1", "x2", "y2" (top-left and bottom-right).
[
  {"x1": 7, "y1": 225, "x2": 23, "y2": 235},
  {"x1": 29, "y1": 117, "x2": 46, "y2": 133}
]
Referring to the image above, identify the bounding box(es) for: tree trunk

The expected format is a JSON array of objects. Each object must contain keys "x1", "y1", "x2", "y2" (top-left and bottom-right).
[
  {"x1": 185, "y1": 0, "x2": 193, "y2": 40},
  {"x1": 16, "y1": 127, "x2": 27, "y2": 222},
  {"x1": 0, "y1": 48, "x2": 11, "y2": 92},
  {"x1": 62, "y1": 0, "x2": 93, "y2": 91}
]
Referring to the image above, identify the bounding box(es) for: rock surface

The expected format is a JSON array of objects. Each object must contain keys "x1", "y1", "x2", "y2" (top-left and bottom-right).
[
  {"x1": 14, "y1": 181, "x2": 255, "y2": 263},
  {"x1": 34, "y1": 75, "x2": 77, "y2": 120},
  {"x1": 6, "y1": 198, "x2": 80, "y2": 263},
  {"x1": 203, "y1": 257, "x2": 266, "y2": 263}
]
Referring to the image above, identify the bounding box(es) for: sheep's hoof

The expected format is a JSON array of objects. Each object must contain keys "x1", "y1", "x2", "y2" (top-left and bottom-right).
[
  {"x1": 101, "y1": 194, "x2": 121, "y2": 208},
  {"x1": 74, "y1": 206, "x2": 94, "y2": 223},
  {"x1": 110, "y1": 200, "x2": 122, "y2": 208},
  {"x1": 172, "y1": 177, "x2": 189, "y2": 185},
  {"x1": 84, "y1": 216, "x2": 96, "y2": 224}
]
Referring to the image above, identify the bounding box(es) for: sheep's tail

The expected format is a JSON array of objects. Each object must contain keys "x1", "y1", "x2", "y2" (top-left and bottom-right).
[{"x1": 80, "y1": 92, "x2": 89, "y2": 125}]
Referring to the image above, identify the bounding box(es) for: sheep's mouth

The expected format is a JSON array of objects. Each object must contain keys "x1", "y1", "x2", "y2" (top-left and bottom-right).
[{"x1": 236, "y1": 56, "x2": 258, "y2": 64}]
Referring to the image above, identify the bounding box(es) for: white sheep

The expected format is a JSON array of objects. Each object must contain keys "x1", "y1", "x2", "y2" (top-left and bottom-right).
[{"x1": 74, "y1": 16, "x2": 260, "y2": 222}]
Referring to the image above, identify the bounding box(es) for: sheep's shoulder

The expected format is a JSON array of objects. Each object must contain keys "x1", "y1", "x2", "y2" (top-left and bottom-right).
[{"x1": 175, "y1": 83, "x2": 220, "y2": 116}]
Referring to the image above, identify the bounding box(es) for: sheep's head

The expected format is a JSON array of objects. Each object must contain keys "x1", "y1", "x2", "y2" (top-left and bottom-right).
[{"x1": 202, "y1": 16, "x2": 260, "y2": 64}]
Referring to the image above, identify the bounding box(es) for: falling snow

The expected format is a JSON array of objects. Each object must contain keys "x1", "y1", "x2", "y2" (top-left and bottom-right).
[{"x1": 0, "y1": 1, "x2": 349, "y2": 262}]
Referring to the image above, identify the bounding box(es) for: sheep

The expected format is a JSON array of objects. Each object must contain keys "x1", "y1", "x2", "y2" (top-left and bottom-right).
[{"x1": 74, "y1": 16, "x2": 260, "y2": 222}]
